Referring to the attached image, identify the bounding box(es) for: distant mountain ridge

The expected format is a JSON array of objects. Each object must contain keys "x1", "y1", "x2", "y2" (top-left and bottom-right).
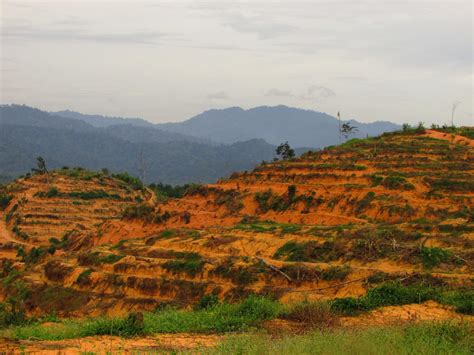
[
  {"x1": 1, "y1": 104, "x2": 401, "y2": 184},
  {"x1": 51, "y1": 110, "x2": 154, "y2": 128},
  {"x1": 157, "y1": 105, "x2": 400, "y2": 147},
  {"x1": 0, "y1": 105, "x2": 278, "y2": 184}
]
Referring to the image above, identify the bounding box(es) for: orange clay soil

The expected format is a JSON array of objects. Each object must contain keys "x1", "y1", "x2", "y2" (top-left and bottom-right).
[
  {"x1": 0, "y1": 333, "x2": 222, "y2": 354},
  {"x1": 0, "y1": 130, "x2": 472, "y2": 325}
]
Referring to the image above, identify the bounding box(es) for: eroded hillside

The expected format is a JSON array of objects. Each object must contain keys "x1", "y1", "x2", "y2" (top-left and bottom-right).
[{"x1": 0, "y1": 129, "x2": 472, "y2": 321}]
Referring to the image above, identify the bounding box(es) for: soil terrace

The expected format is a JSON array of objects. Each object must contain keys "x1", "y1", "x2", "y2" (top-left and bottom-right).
[{"x1": 0, "y1": 129, "x2": 472, "y2": 321}]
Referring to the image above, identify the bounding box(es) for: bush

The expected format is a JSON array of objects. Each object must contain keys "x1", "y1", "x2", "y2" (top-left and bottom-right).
[
  {"x1": 122, "y1": 204, "x2": 154, "y2": 221},
  {"x1": 437, "y1": 290, "x2": 474, "y2": 315},
  {"x1": 76, "y1": 269, "x2": 92, "y2": 285},
  {"x1": 150, "y1": 183, "x2": 191, "y2": 199},
  {"x1": 68, "y1": 190, "x2": 121, "y2": 200},
  {"x1": 194, "y1": 294, "x2": 220, "y2": 310},
  {"x1": 0, "y1": 281, "x2": 30, "y2": 328},
  {"x1": 421, "y1": 247, "x2": 451, "y2": 269},
  {"x1": 331, "y1": 281, "x2": 438, "y2": 315},
  {"x1": 162, "y1": 253, "x2": 205, "y2": 277},
  {"x1": 381, "y1": 176, "x2": 415, "y2": 190},
  {"x1": 22, "y1": 247, "x2": 46, "y2": 264},
  {"x1": 321, "y1": 265, "x2": 351, "y2": 281},
  {"x1": 112, "y1": 172, "x2": 143, "y2": 190},
  {"x1": 46, "y1": 187, "x2": 59, "y2": 198},
  {"x1": 0, "y1": 193, "x2": 12, "y2": 210},
  {"x1": 78, "y1": 252, "x2": 124, "y2": 266},
  {"x1": 281, "y1": 301, "x2": 339, "y2": 328},
  {"x1": 83, "y1": 312, "x2": 145, "y2": 337},
  {"x1": 255, "y1": 190, "x2": 289, "y2": 212}
]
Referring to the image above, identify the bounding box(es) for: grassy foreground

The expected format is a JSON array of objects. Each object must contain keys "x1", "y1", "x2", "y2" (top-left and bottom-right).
[
  {"x1": 1, "y1": 296, "x2": 279, "y2": 340},
  {"x1": 0, "y1": 295, "x2": 472, "y2": 353},
  {"x1": 211, "y1": 322, "x2": 473, "y2": 355}
]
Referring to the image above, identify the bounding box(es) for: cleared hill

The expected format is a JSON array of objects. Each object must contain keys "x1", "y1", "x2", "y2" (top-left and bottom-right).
[{"x1": 0, "y1": 128, "x2": 472, "y2": 319}]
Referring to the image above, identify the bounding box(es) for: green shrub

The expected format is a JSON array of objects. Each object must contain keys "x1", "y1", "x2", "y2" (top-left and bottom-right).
[
  {"x1": 122, "y1": 204, "x2": 154, "y2": 221},
  {"x1": 382, "y1": 176, "x2": 415, "y2": 190},
  {"x1": 76, "y1": 269, "x2": 92, "y2": 285},
  {"x1": 0, "y1": 194, "x2": 12, "y2": 210},
  {"x1": 46, "y1": 187, "x2": 59, "y2": 198},
  {"x1": 68, "y1": 190, "x2": 121, "y2": 200},
  {"x1": 273, "y1": 241, "x2": 308, "y2": 261},
  {"x1": 255, "y1": 190, "x2": 289, "y2": 212},
  {"x1": 83, "y1": 312, "x2": 145, "y2": 337},
  {"x1": 321, "y1": 265, "x2": 351, "y2": 281},
  {"x1": 437, "y1": 290, "x2": 474, "y2": 315},
  {"x1": 421, "y1": 247, "x2": 451, "y2": 269},
  {"x1": 331, "y1": 281, "x2": 438, "y2": 315},
  {"x1": 281, "y1": 301, "x2": 339, "y2": 328},
  {"x1": 162, "y1": 253, "x2": 205, "y2": 277},
  {"x1": 150, "y1": 183, "x2": 191, "y2": 199},
  {"x1": 78, "y1": 252, "x2": 124, "y2": 266},
  {"x1": 355, "y1": 192, "x2": 376, "y2": 214},
  {"x1": 194, "y1": 294, "x2": 220, "y2": 310},
  {"x1": 22, "y1": 247, "x2": 46, "y2": 264},
  {"x1": 274, "y1": 240, "x2": 344, "y2": 263},
  {"x1": 112, "y1": 172, "x2": 143, "y2": 190}
]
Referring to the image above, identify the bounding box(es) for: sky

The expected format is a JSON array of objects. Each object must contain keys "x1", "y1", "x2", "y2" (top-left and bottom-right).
[{"x1": 1, "y1": 0, "x2": 472, "y2": 126}]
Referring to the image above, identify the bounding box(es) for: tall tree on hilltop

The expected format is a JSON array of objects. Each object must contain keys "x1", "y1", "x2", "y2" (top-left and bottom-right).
[
  {"x1": 340, "y1": 123, "x2": 358, "y2": 140},
  {"x1": 276, "y1": 141, "x2": 295, "y2": 160},
  {"x1": 32, "y1": 156, "x2": 49, "y2": 183}
]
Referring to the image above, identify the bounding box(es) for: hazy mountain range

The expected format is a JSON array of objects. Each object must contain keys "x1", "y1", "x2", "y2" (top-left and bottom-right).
[
  {"x1": 0, "y1": 104, "x2": 399, "y2": 184},
  {"x1": 157, "y1": 106, "x2": 400, "y2": 147}
]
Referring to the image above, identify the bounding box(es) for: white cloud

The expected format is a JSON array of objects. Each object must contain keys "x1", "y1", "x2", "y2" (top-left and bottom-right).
[
  {"x1": 207, "y1": 91, "x2": 230, "y2": 100},
  {"x1": 0, "y1": 0, "x2": 471, "y2": 125}
]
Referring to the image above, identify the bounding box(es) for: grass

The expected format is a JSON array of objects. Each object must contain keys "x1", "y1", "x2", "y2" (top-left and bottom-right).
[
  {"x1": 421, "y1": 247, "x2": 451, "y2": 269},
  {"x1": 280, "y1": 301, "x2": 339, "y2": 329},
  {"x1": 331, "y1": 281, "x2": 474, "y2": 316},
  {"x1": 2, "y1": 296, "x2": 279, "y2": 340},
  {"x1": 162, "y1": 253, "x2": 205, "y2": 277},
  {"x1": 78, "y1": 252, "x2": 124, "y2": 266},
  {"x1": 273, "y1": 240, "x2": 344, "y2": 262},
  {"x1": 211, "y1": 322, "x2": 473, "y2": 354}
]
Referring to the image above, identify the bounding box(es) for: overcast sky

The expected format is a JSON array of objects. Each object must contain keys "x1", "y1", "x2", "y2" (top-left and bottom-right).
[{"x1": 1, "y1": 0, "x2": 472, "y2": 125}]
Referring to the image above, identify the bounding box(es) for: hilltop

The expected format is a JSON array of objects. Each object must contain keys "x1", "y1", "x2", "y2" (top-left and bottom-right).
[
  {"x1": 157, "y1": 105, "x2": 400, "y2": 147},
  {"x1": 0, "y1": 127, "x2": 472, "y2": 351}
]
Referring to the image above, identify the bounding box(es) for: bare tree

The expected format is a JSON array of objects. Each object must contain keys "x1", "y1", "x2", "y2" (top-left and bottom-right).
[
  {"x1": 340, "y1": 122, "x2": 358, "y2": 140},
  {"x1": 32, "y1": 156, "x2": 49, "y2": 183},
  {"x1": 137, "y1": 147, "x2": 148, "y2": 182},
  {"x1": 337, "y1": 111, "x2": 341, "y2": 143},
  {"x1": 451, "y1": 102, "x2": 461, "y2": 127}
]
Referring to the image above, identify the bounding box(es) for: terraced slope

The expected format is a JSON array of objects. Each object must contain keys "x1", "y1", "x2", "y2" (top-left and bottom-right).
[{"x1": 0, "y1": 129, "x2": 472, "y2": 319}]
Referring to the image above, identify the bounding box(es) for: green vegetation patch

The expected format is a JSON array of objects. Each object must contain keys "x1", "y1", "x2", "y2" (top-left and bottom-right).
[
  {"x1": 162, "y1": 253, "x2": 205, "y2": 277},
  {"x1": 112, "y1": 172, "x2": 143, "y2": 190},
  {"x1": 212, "y1": 322, "x2": 473, "y2": 354},
  {"x1": 371, "y1": 174, "x2": 415, "y2": 190},
  {"x1": 78, "y1": 252, "x2": 124, "y2": 266},
  {"x1": 331, "y1": 281, "x2": 474, "y2": 316},
  {"x1": 3, "y1": 296, "x2": 279, "y2": 339},
  {"x1": 274, "y1": 240, "x2": 345, "y2": 263},
  {"x1": 0, "y1": 193, "x2": 13, "y2": 210}
]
